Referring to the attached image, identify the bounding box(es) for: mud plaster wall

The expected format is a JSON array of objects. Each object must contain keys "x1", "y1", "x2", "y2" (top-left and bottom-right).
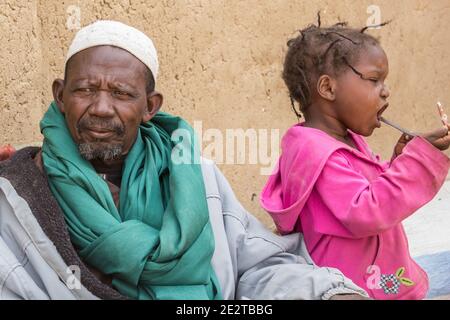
[{"x1": 1, "y1": 0, "x2": 450, "y2": 229}]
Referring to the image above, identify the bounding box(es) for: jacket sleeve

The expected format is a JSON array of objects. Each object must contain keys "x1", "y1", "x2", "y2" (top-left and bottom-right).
[
  {"x1": 209, "y1": 163, "x2": 368, "y2": 300},
  {"x1": 313, "y1": 137, "x2": 450, "y2": 238}
]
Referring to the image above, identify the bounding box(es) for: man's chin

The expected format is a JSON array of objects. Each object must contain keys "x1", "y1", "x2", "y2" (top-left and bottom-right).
[{"x1": 78, "y1": 142, "x2": 123, "y2": 161}]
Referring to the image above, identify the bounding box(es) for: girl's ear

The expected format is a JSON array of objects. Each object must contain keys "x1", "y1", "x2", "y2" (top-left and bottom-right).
[
  {"x1": 317, "y1": 75, "x2": 336, "y2": 101},
  {"x1": 142, "y1": 91, "x2": 163, "y2": 123},
  {"x1": 52, "y1": 79, "x2": 66, "y2": 113}
]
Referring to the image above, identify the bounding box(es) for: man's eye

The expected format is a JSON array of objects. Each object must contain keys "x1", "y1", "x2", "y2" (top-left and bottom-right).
[
  {"x1": 113, "y1": 91, "x2": 132, "y2": 98},
  {"x1": 77, "y1": 88, "x2": 94, "y2": 93}
]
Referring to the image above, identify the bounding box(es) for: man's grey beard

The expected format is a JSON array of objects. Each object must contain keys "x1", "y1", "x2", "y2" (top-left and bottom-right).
[
  {"x1": 78, "y1": 142, "x2": 124, "y2": 161},
  {"x1": 76, "y1": 116, "x2": 126, "y2": 161}
]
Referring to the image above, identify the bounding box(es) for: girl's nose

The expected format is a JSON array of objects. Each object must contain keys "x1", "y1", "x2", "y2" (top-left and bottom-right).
[{"x1": 381, "y1": 84, "x2": 390, "y2": 99}]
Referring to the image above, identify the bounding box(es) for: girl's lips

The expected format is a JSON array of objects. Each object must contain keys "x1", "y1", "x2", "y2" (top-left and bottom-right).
[
  {"x1": 376, "y1": 119, "x2": 382, "y2": 128},
  {"x1": 377, "y1": 103, "x2": 389, "y2": 119},
  {"x1": 375, "y1": 104, "x2": 389, "y2": 128}
]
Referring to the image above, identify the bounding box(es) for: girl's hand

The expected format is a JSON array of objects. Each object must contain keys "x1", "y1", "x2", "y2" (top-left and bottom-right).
[
  {"x1": 421, "y1": 126, "x2": 450, "y2": 151},
  {"x1": 393, "y1": 133, "x2": 413, "y2": 158},
  {"x1": 393, "y1": 125, "x2": 450, "y2": 157}
]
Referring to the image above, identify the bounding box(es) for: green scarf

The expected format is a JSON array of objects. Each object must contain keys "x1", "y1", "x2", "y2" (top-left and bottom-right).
[{"x1": 40, "y1": 102, "x2": 222, "y2": 300}]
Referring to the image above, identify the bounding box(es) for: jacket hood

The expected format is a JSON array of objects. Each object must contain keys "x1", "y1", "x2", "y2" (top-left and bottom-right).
[{"x1": 260, "y1": 124, "x2": 356, "y2": 234}]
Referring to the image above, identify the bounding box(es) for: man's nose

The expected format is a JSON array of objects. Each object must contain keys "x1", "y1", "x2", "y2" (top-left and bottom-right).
[{"x1": 88, "y1": 90, "x2": 115, "y2": 117}]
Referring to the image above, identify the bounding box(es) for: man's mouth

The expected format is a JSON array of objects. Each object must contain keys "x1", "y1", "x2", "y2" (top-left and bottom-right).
[
  {"x1": 77, "y1": 118, "x2": 125, "y2": 141},
  {"x1": 376, "y1": 103, "x2": 389, "y2": 127},
  {"x1": 84, "y1": 127, "x2": 116, "y2": 139}
]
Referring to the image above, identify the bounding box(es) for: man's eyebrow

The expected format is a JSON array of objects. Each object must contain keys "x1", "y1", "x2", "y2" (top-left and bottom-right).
[
  {"x1": 111, "y1": 82, "x2": 137, "y2": 91},
  {"x1": 69, "y1": 78, "x2": 138, "y2": 91},
  {"x1": 111, "y1": 82, "x2": 143, "y2": 97},
  {"x1": 69, "y1": 78, "x2": 100, "y2": 86}
]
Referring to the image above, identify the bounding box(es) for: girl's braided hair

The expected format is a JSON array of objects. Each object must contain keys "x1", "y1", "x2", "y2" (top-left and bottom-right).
[{"x1": 283, "y1": 12, "x2": 390, "y2": 119}]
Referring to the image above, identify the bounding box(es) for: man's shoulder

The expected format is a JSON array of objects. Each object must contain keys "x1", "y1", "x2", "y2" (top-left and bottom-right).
[
  {"x1": 0, "y1": 146, "x2": 41, "y2": 176},
  {"x1": 0, "y1": 147, "x2": 46, "y2": 210}
]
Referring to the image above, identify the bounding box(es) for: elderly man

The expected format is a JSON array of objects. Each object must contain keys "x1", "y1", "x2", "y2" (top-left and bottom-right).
[{"x1": 0, "y1": 20, "x2": 368, "y2": 300}]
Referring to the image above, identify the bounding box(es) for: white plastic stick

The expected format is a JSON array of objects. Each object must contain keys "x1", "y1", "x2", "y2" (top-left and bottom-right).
[{"x1": 379, "y1": 117, "x2": 416, "y2": 137}]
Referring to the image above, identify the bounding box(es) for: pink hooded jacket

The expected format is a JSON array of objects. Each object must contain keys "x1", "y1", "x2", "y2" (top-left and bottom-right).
[{"x1": 260, "y1": 124, "x2": 450, "y2": 299}]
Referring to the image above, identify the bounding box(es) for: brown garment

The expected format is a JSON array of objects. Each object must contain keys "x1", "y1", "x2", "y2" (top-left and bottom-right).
[
  {"x1": 0, "y1": 147, "x2": 126, "y2": 299},
  {"x1": 34, "y1": 149, "x2": 119, "y2": 288}
]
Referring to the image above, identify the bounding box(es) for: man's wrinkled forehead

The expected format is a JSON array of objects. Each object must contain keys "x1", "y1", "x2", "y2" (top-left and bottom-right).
[{"x1": 65, "y1": 20, "x2": 159, "y2": 83}]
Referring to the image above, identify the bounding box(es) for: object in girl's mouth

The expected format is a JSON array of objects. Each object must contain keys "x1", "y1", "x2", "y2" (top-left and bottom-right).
[
  {"x1": 379, "y1": 117, "x2": 416, "y2": 137},
  {"x1": 437, "y1": 101, "x2": 448, "y2": 126}
]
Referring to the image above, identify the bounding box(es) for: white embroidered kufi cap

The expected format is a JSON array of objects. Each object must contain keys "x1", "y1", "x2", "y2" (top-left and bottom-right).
[{"x1": 65, "y1": 20, "x2": 159, "y2": 82}]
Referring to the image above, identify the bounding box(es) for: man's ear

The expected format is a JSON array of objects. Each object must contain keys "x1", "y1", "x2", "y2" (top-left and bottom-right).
[
  {"x1": 317, "y1": 75, "x2": 336, "y2": 101},
  {"x1": 52, "y1": 79, "x2": 66, "y2": 113},
  {"x1": 142, "y1": 91, "x2": 163, "y2": 123}
]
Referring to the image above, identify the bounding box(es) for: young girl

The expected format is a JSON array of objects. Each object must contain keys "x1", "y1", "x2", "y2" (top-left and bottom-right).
[{"x1": 260, "y1": 21, "x2": 450, "y2": 300}]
